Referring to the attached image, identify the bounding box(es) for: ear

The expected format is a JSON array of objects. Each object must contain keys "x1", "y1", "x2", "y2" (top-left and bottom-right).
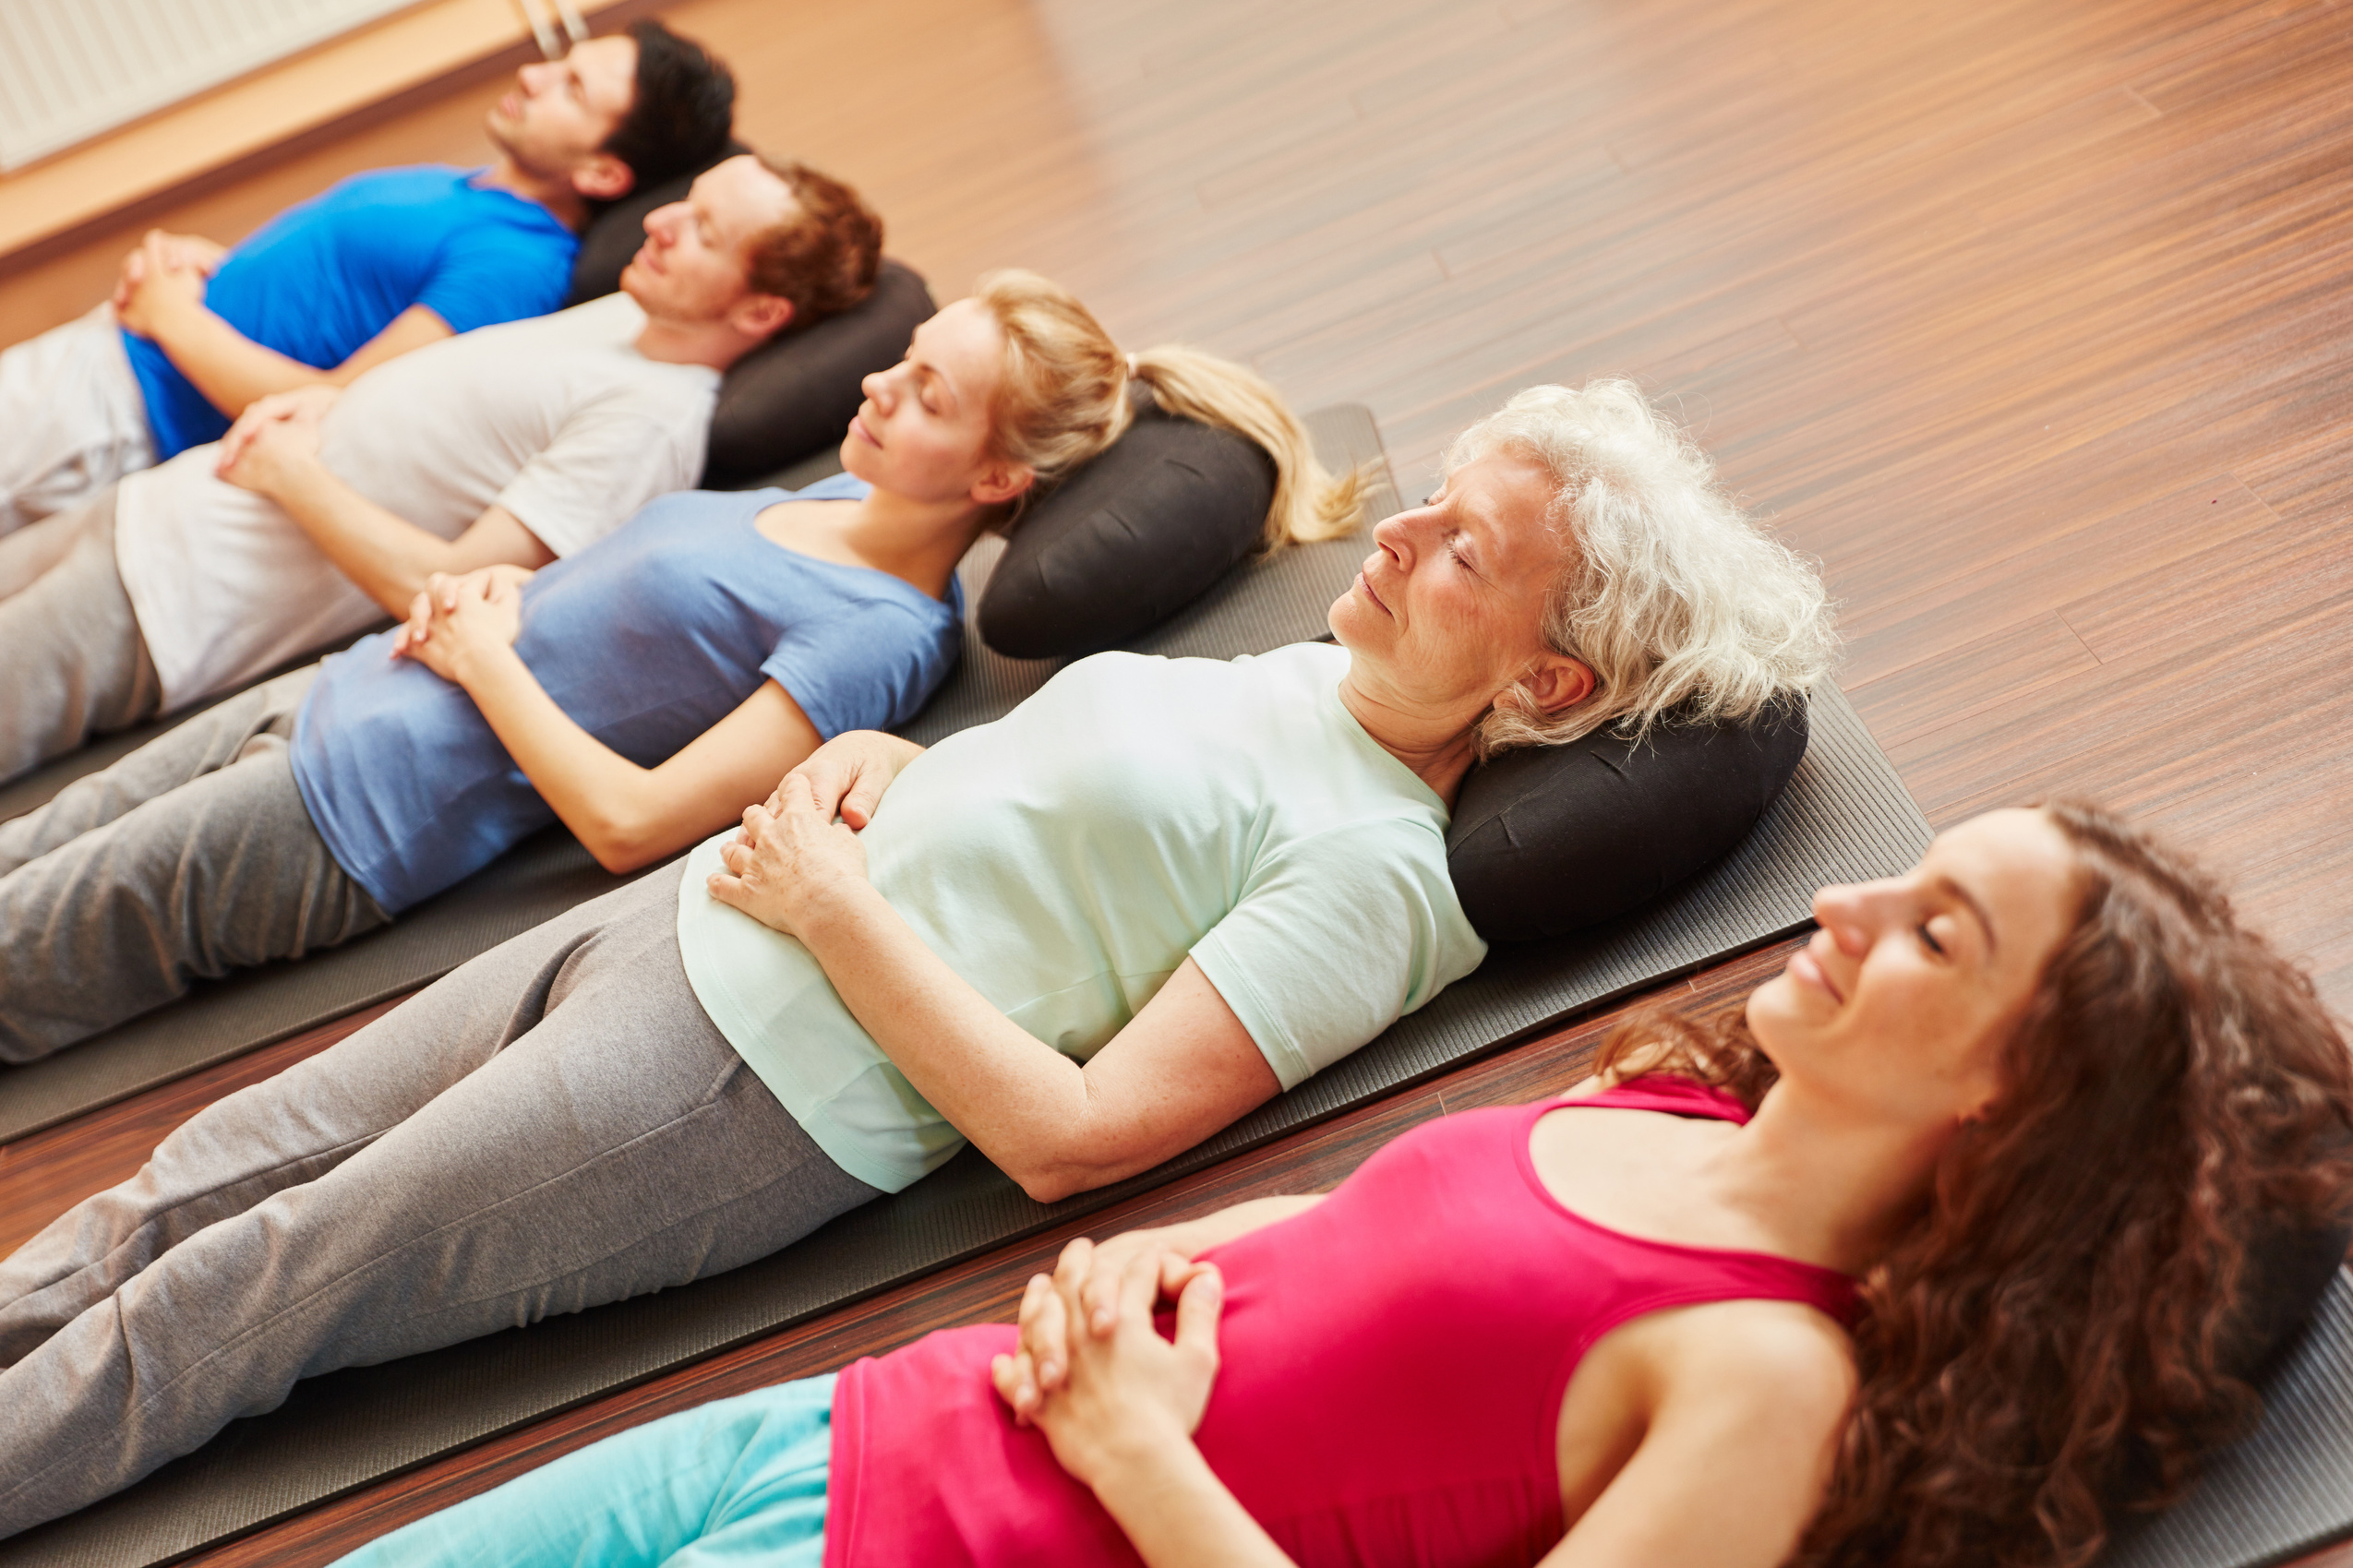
[
  {"x1": 1516, "y1": 652, "x2": 1596, "y2": 716},
  {"x1": 1953, "y1": 1052, "x2": 2010, "y2": 1128},
  {"x1": 730, "y1": 292, "x2": 795, "y2": 343},
  {"x1": 571, "y1": 153, "x2": 635, "y2": 204},
  {"x1": 968, "y1": 459, "x2": 1036, "y2": 509}
]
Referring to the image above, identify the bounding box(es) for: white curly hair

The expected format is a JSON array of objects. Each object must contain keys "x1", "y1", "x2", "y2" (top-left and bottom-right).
[{"x1": 1448, "y1": 378, "x2": 1839, "y2": 758}]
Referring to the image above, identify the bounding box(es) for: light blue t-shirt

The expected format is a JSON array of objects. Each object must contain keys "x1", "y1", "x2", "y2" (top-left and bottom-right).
[
  {"x1": 125, "y1": 165, "x2": 577, "y2": 458},
  {"x1": 291, "y1": 475, "x2": 962, "y2": 915},
  {"x1": 677, "y1": 640, "x2": 1490, "y2": 1193}
]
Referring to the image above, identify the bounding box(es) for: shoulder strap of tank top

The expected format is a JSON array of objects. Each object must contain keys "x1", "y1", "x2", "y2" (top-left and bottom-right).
[
  {"x1": 1536, "y1": 1076, "x2": 1861, "y2": 1322},
  {"x1": 1555, "y1": 1073, "x2": 1753, "y2": 1126}
]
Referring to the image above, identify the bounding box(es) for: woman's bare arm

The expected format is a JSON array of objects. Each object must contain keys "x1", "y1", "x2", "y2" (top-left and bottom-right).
[
  {"x1": 395, "y1": 571, "x2": 822, "y2": 872},
  {"x1": 808, "y1": 924, "x2": 1276, "y2": 1203},
  {"x1": 1541, "y1": 1304, "x2": 1855, "y2": 1566}
]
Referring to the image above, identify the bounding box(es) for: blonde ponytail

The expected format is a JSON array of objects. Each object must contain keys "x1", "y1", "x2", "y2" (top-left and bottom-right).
[
  {"x1": 972, "y1": 269, "x2": 1364, "y2": 546},
  {"x1": 1129, "y1": 347, "x2": 1365, "y2": 545}
]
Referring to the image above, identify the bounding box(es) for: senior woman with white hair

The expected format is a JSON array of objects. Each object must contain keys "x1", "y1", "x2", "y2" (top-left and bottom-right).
[{"x1": 0, "y1": 377, "x2": 1834, "y2": 1536}]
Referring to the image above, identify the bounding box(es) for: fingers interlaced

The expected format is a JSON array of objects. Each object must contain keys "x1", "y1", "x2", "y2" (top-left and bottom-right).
[{"x1": 1172, "y1": 1264, "x2": 1225, "y2": 1368}]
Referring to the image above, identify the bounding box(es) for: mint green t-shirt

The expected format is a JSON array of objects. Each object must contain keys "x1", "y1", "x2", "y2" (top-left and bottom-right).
[{"x1": 676, "y1": 640, "x2": 1488, "y2": 1192}]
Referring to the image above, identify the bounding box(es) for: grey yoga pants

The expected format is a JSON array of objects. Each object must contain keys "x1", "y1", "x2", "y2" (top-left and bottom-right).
[
  {"x1": 0, "y1": 869, "x2": 880, "y2": 1538},
  {"x1": 0, "y1": 665, "x2": 388, "y2": 1062},
  {"x1": 0, "y1": 486, "x2": 163, "y2": 786}
]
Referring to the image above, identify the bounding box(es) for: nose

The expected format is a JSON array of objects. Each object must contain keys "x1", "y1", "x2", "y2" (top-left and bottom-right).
[
  {"x1": 860, "y1": 365, "x2": 896, "y2": 410},
  {"x1": 1811, "y1": 877, "x2": 1907, "y2": 957},
  {"x1": 642, "y1": 201, "x2": 684, "y2": 243},
  {"x1": 1370, "y1": 506, "x2": 1424, "y2": 567}
]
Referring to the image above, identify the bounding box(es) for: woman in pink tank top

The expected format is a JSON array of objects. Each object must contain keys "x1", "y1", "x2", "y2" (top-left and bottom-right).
[{"x1": 333, "y1": 801, "x2": 2353, "y2": 1568}]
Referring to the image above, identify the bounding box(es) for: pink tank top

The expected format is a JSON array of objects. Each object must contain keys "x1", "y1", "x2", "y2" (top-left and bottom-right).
[{"x1": 824, "y1": 1077, "x2": 1856, "y2": 1567}]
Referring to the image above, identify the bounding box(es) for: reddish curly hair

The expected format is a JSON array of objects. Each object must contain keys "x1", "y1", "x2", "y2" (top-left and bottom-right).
[
  {"x1": 1592, "y1": 800, "x2": 2353, "y2": 1566},
  {"x1": 745, "y1": 159, "x2": 883, "y2": 326}
]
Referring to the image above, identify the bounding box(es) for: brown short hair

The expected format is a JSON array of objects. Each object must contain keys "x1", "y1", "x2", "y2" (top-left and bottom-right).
[{"x1": 746, "y1": 159, "x2": 884, "y2": 327}]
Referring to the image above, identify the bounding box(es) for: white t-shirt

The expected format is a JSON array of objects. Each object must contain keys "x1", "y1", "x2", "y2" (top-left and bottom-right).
[
  {"x1": 113, "y1": 292, "x2": 720, "y2": 710},
  {"x1": 676, "y1": 640, "x2": 1490, "y2": 1193}
]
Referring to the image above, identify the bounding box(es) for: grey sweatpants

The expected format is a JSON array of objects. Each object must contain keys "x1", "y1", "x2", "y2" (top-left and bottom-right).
[
  {"x1": 0, "y1": 666, "x2": 387, "y2": 1061},
  {"x1": 0, "y1": 305, "x2": 156, "y2": 538},
  {"x1": 0, "y1": 870, "x2": 879, "y2": 1538},
  {"x1": 0, "y1": 486, "x2": 164, "y2": 785}
]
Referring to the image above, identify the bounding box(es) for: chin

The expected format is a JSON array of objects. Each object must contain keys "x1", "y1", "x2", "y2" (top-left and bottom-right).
[
  {"x1": 1742, "y1": 980, "x2": 1799, "y2": 1061},
  {"x1": 1327, "y1": 588, "x2": 1380, "y2": 645},
  {"x1": 838, "y1": 431, "x2": 880, "y2": 485}
]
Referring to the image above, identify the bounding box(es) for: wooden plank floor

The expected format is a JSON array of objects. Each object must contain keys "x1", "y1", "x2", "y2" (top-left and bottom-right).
[{"x1": 3, "y1": 0, "x2": 2349, "y2": 1560}]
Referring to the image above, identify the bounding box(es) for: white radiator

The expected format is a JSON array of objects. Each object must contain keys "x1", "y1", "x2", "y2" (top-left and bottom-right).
[{"x1": 0, "y1": 0, "x2": 425, "y2": 171}]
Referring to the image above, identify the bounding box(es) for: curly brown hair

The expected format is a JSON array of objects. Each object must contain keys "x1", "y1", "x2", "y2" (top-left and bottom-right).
[
  {"x1": 1592, "y1": 800, "x2": 2353, "y2": 1566},
  {"x1": 746, "y1": 159, "x2": 884, "y2": 327}
]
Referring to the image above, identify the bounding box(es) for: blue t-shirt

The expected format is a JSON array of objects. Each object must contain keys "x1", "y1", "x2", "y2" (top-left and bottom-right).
[
  {"x1": 289, "y1": 475, "x2": 965, "y2": 915},
  {"x1": 124, "y1": 165, "x2": 578, "y2": 458}
]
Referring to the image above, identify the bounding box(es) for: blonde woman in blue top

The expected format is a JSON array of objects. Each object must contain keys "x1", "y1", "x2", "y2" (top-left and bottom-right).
[{"x1": 0, "y1": 367, "x2": 1832, "y2": 1538}]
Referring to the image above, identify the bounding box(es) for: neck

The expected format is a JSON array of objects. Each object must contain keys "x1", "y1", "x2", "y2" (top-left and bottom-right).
[
  {"x1": 633, "y1": 311, "x2": 766, "y2": 372},
  {"x1": 477, "y1": 153, "x2": 594, "y2": 232},
  {"x1": 1700, "y1": 1076, "x2": 1947, "y2": 1274},
  {"x1": 1335, "y1": 661, "x2": 1484, "y2": 808},
  {"x1": 781, "y1": 485, "x2": 987, "y2": 602}
]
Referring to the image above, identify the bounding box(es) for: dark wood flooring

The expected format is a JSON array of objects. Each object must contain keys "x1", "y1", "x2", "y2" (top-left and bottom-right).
[{"x1": 2, "y1": 0, "x2": 2348, "y2": 1560}]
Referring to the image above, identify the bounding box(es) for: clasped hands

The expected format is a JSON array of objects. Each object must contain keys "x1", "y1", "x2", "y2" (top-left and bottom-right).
[
  {"x1": 113, "y1": 229, "x2": 224, "y2": 340},
  {"x1": 704, "y1": 731, "x2": 918, "y2": 940},
  {"x1": 390, "y1": 566, "x2": 534, "y2": 683},
  {"x1": 215, "y1": 384, "x2": 342, "y2": 497},
  {"x1": 988, "y1": 1233, "x2": 1226, "y2": 1490}
]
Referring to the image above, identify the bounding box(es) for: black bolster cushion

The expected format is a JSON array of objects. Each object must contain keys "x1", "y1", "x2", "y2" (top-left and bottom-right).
[
  {"x1": 564, "y1": 154, "x2": 940, "y2": 487},
  {"x1": 2104, "y1": 1137, "x2": 2350, "y2": 1510},
  {"x1": 977, "y1": 401, "x2": 1276, "y2": 660},
  {"x1": 1446, "y1": 698, "x2": 1811, "y2": 944},
  {"x1": 2227, "y1": 1200, "x2": 2352, "y2": 1381},
  {"x1": 701, "y1": 260, "x2": 938, "y2": 485},
  {"x1": 2221, "y1": 1119, "x2": 2353, "y2": 1388}
]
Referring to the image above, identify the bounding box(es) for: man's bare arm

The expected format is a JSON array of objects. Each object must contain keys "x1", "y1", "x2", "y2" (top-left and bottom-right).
[
  {"x1": 217, "y1": 396, "x2": 552, "y2": 615},
  {"x1": 117, "y1": 229, "x2": 452, "y2": 419}
]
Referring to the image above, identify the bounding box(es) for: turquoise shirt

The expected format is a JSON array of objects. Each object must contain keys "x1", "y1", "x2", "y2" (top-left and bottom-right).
[{"x1": 676, "y1": 640, "x2": 1489, "y2": 1192}]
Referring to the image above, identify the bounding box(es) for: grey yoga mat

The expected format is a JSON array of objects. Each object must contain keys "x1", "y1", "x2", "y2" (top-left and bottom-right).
[
  {"x1": 7, "y1": 410, "x2": 2335, "y2": 1568},
  {"x1": 2098, "y1": 1268, "x2": 2353, "y2": 1568},
  {"x1": 0, "y1": 408, "x2": 1385, "y2": 1143},
  {"x1": 0, "y1": 512, "x2": 1950, "y2": 1562}
]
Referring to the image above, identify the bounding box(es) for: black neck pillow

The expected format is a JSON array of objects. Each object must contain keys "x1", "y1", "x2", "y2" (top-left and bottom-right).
[
  {"x1": 2106, "y1": 1139, "x2": 2350, "y2": 1510},
  {"x1": 1447, "y1": 697, "x2": 1811, "y2": 944},
  {"x1": 977, "y1": 396, "x2": 1278, "y2": 660},
  {"x1": 567, "y1": 151, "x2": 939, "y2": 488}
]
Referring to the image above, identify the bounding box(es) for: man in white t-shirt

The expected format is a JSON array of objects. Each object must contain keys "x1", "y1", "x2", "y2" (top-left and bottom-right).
[{"x1": 0, "y1": 154, "x2": 887, "y2": 785}]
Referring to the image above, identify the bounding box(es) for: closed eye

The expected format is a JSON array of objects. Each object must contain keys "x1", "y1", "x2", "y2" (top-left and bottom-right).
[
  {"x1": 1917, "y1": 922, "x2": 1947, "y2": 957},
  {"x1": 1447, "y1": 534, "x2": 1488, "y2": 583}
]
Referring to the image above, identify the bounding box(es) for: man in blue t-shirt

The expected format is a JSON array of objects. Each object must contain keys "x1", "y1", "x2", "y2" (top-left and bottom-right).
[{"x1": 0, "y1": 18, "x2": 737, "y2": 538}]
